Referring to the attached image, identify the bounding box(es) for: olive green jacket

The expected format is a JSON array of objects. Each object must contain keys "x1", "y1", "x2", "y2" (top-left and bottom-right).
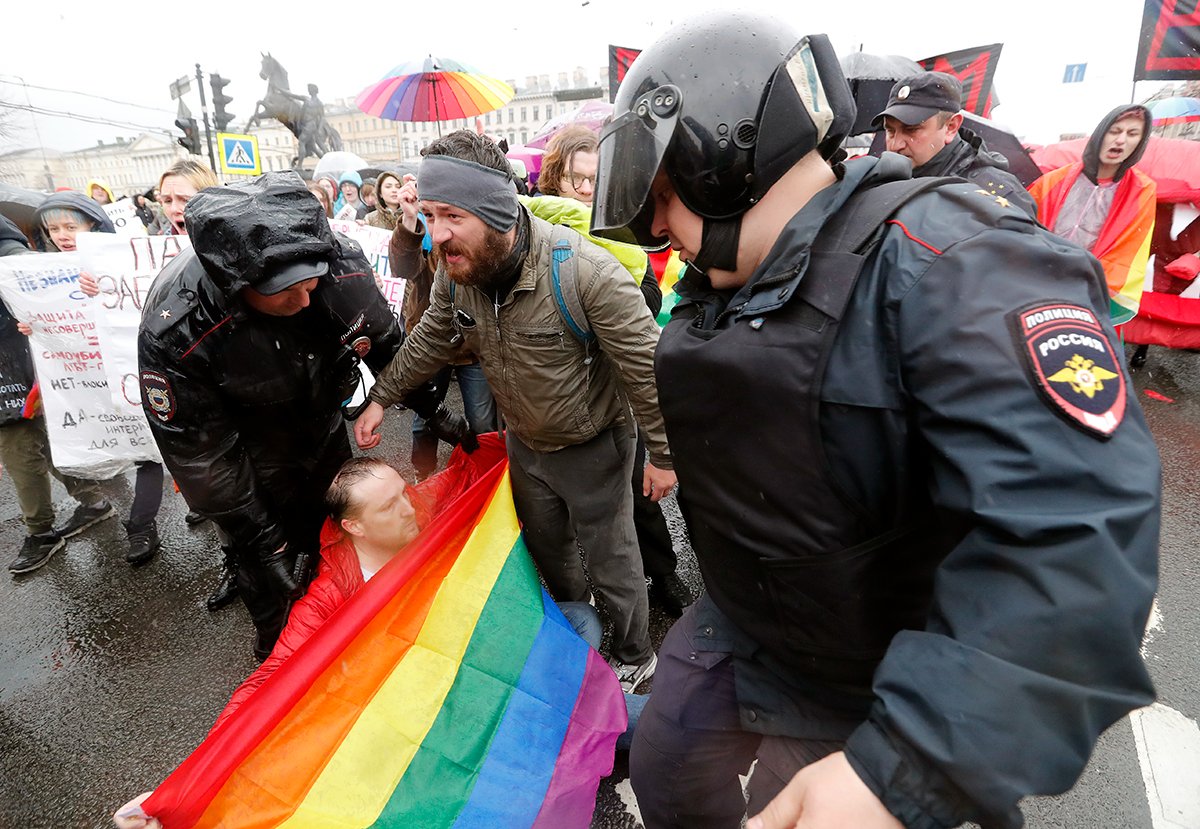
[{"x1": 369, "y1": 209, "x2": 671, "y2": 467}]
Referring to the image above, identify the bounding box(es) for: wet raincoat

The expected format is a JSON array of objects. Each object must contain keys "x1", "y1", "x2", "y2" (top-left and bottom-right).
[{"x1": 137, "y1": 174, "x2": 408, "y2": 564}]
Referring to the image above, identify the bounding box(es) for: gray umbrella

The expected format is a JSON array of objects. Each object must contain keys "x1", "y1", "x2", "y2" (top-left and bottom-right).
[
  {"x1": 839, "y1": 53, "x2": 923, "y2": 136},
  {"x1": 0, "y1": 182, "x2": 48, "y2": 240}
]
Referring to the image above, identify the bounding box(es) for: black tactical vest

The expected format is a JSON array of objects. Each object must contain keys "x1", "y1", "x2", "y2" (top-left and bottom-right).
[{"x1": 657, "y1": 179, "x2": 944, "y2": 693}]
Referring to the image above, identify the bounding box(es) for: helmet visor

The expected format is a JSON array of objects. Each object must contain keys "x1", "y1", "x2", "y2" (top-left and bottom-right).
[{"x1": 590, "y1": 99, "x2": 678, "y2": 249}]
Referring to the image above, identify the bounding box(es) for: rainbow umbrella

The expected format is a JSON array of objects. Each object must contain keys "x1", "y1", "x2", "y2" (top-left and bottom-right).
[
  {"x1": 356, "y1": 55, "x2": 515, "y2": 135},
  {"x1": 1149, "y1": 96, "x2": 1200, "y2": 126}
]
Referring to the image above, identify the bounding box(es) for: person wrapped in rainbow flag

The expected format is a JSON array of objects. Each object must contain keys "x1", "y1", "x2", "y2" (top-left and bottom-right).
[
  {"x1": 1030, "y1": 105, "x2": 1156, "y2": 326},
  {"x1": 113, "y1": 437, "x2": 631, "y2": 829}
]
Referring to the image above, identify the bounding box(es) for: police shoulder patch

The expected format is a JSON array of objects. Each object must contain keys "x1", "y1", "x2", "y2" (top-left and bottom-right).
[
  {"x1": 141, "y1": 370, "x2": 176, "y2": 423},
  {"x1": 1008, "y1": 301, "x2": 1126, "y2": 439}
]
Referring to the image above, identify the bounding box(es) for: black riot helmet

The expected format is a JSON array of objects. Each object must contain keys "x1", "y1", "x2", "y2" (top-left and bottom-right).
[{"x1": 590, "y1": 13, "x2": 856, "y2": 273}]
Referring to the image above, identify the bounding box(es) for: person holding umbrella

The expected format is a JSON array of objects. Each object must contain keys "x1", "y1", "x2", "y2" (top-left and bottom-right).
[{"x1": 875, "y1": 72, "x2": 1036, "y2": 218}]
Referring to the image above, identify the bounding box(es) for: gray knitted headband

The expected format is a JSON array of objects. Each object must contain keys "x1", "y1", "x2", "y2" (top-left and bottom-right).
[{"x1": 417, "y1": 155, "x2": 518, "y2": 232}]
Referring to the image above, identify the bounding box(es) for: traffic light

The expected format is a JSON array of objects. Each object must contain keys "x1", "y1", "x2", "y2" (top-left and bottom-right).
[
  {"x1": 210, "y1": 73, "x2": 234, "y2": 132},
  {"x1": 175, "y1": 116, "x2": 201, "y2": 154}
]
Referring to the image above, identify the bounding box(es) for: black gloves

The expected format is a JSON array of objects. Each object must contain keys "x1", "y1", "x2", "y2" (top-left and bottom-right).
[
  {"x1": 426, "y1": 404, "x2": 479, "y2": 453},
  {"x1": 261, "y1": 545, "x2": 302, "y2": 599}
]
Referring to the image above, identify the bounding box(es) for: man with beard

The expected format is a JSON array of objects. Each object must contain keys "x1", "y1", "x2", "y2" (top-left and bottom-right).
[{"x1": 354, "y1": 131, "x2": 674, "y2": 693}]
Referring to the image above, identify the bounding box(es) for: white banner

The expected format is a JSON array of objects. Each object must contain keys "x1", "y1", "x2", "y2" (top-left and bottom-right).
[
  {"x1": 103, "y1": 200, "x2": 148, "y2": 237},
  {"x1": 0, "y1": 253, "x2": 151, "y2": 478},
  {"x1": 78, "y1": 234, "x2": 192, "y2": 468},
  {"x1": 328, "y1": 220, "x2": 406, "y2": 319}
]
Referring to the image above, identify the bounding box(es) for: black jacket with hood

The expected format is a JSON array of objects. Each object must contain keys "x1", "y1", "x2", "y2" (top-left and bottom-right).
[
  {"x1": 913, "y1": 126, "x2": 1037, "y2": 218},
  {"x1": 137, "y1": 173, "x2": 428, "y2": 559}
]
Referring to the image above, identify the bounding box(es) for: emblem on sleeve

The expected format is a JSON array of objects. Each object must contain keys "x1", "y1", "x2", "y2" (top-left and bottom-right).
[
  {"x1": 140, "y1": 370, "x2": 176, "y2": 423},
  {"x1": 1008, "y1": 302, "x2": 1126, "y2": 439}
]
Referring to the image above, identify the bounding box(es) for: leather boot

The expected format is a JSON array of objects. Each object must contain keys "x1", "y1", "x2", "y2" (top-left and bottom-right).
[
  {"x1": 206, "y1": 549, "x2": 240, "y2": 612},
  {"x1": 124, "y1": 520, "x2": 160, "y2": 566}
]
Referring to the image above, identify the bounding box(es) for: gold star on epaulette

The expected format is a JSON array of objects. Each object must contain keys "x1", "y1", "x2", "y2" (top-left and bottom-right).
[
  {"x1": 160, "y1": 309, "x2": 172, "y2": 319},
  {"x1": 995, "y1": 195, "x2": 1010, "y2": 209}
]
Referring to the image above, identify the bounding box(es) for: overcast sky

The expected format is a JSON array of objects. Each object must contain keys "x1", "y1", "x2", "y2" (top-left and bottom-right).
[{"x1": 0, "y1": 0, "x2": 1168, "y2": 154}]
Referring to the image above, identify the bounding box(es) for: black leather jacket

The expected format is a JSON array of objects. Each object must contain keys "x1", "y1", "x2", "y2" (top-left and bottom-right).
[{"x1": 138, "y1": 238, "x2": 410, "y2": 559}]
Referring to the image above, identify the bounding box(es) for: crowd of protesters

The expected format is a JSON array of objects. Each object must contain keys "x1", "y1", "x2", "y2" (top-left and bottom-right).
[{"x1": 0, "y1": 23, "x2": 1173, "y2": 828}]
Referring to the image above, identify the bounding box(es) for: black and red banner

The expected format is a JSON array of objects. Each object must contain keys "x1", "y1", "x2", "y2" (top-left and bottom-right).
[
  {"x1": 609, "y1": 45, "x2": 641, "y2": 102},
  {"x1": 918, "y1": 44, "x2": 1002, "y2": 118},
  {"x1": 1135, "y1": 0, "x2": 1200, "y2": 80}
]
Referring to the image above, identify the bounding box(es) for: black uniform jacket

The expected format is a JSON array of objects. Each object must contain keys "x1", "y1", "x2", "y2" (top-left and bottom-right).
[
  {"x1": 914, "y1": 126, "x2": 1038, "y2": 219},
  {"x1": 138, "y1": 238, "x2": 401, "y2": 559},
  {"x1": 658, "y1": 154, "x2": 1160, "y2": 828}
]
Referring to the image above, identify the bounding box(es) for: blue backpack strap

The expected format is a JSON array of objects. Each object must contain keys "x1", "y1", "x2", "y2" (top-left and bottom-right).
[{"x1": 550, "y1": 230, "x2": 594, "y2": 344}]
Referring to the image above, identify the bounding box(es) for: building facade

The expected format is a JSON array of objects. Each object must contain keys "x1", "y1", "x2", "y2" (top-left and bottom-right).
[{"x1": 0, "y1": 66, "x2": 609, "y2": 193}]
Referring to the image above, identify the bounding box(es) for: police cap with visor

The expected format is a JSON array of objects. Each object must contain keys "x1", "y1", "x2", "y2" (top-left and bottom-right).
[{"x1": 590, "y1": 12, "x2": 856, "y2": 274}]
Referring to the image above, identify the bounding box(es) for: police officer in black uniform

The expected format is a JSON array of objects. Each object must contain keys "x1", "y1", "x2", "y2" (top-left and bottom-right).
[
  {"x1": 591, "y1": 14, "x2": 1160, "y2": 829},
  {"x1": 139, "y1": 172, "x2": 471, "y2": 660}
]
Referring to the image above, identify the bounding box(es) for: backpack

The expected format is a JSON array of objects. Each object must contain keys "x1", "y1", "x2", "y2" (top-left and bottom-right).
[{"x1": 450, "y1": 226, "x2": 594, "y2": 344}]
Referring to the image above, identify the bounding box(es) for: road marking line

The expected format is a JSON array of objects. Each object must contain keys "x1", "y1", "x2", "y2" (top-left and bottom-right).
[
  {"x1": 1141, "y1": 598, "x2": 1163, "y2": 659},
  {"x1": 1130, "y1": 703, "x2": 1200, "y2": 829},
  {"x1": 615, "y1": 777, "x2": 643, "y2": 824}
]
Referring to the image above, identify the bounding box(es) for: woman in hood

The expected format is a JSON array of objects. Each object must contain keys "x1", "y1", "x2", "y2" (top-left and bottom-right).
[
  {"x1": 334, "y1": 170, "x2": 367, "y2": 220},
  {"x1": 364, "y1": 171, "x2": 403, "y2": 230},
  {"x1": 23, "y1": 195, "x2": 176, "y2": 567},
  {"x1": 1030, "y1": 105, "x2": 1157, "y2": 324},
  {"x1": 86, "y1": 179, "x2": 115, "y2": 206},
  {"x1": 33, "y1": 192, "x2": 115, "y2": 252}
]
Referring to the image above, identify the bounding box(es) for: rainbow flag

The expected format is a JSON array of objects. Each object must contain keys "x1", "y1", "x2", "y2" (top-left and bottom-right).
[
  {"x1": 142, "y1": 438, "x2": 626, "y2": 828},
  {"x1": 1030, "y1": 164, "x2": 1157, "y2": 325}
]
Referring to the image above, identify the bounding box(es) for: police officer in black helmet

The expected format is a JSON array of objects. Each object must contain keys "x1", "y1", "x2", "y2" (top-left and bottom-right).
[{"x1": 592, "y1": 13, "x2": 1159, "y2": 829}]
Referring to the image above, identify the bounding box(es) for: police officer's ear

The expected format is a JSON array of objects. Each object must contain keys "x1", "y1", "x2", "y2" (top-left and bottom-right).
[{"x1": 944, "y1": 112, "x2": 964, "y2": 141}]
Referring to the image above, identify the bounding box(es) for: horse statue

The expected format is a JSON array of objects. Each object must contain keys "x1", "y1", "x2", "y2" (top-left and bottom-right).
[{"x1": 247, "y1": 53, "x2": 343, "y2": 169}]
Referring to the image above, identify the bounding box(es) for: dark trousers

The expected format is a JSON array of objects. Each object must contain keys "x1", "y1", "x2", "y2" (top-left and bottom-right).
[
  {"x1": 129, "y1": 462, "x2": 164, "y2": 532},
  {"x1": 630, "y1": 601, "x2": 845, "y2": 828},
  {"x1": 507, "y1": 424, "x2": 652, "y2": 665},
  {"x1": 0, "y1": 416, "x2": 103, "y2": 535},
  {"x1": 233, "y1": 434, "x2": 351, "y2": 650},
  {"x1": 631, "y1": 429, "x2": 676, "y2": 583}
]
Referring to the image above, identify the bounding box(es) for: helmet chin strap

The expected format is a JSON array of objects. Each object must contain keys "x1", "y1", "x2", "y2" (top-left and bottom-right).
[{"x1": 690, "y1": 216, "x2": 742, "y2": 275}]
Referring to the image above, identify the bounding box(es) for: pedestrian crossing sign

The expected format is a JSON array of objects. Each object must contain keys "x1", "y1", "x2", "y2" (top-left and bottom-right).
[{"x1": 217, "y1": 133, "x2": 261, "y2": 175}]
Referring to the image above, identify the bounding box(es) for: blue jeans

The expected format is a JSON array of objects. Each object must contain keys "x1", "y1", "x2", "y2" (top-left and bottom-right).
[
  {"x1": 411, "y1": 362, "x2": 496, "y2": 475},
  {"x1": 560, "y1": 600, "x2": 646, "y2": 752}
]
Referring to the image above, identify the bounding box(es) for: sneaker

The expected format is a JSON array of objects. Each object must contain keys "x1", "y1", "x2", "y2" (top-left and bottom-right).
[
  {"x1": 610, "y1": 652, "x2": 658, "y2": 693},
  {"x1": 56, "y1": 501, "x2": 116, "y2": 539},
  {"x1": 9, "y1": 532, "x2": 65, "y2": 575},
  {"x1": 649, "y1": 572, "x2": 696, "y2": 619},
  {"x1": 124, "y1": 521, "x2": 160, "y2": 566}
]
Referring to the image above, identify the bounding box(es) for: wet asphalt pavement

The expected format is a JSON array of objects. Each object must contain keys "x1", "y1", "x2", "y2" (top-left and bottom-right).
[{"x1": 1, "y1": 347, "x2": 1197, "y2": 829}]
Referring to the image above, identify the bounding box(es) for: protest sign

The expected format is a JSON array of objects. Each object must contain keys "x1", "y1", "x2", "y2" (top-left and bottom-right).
[
  {"x1": 327, "y1": 219, "x2": 406, "y2": 317},
  {"x1": 0, "y1": 253, "x2": 152, "y2": 478},
  {"x1": 103, "y1": 200, "x2": 148, "y2": 237},
  {"x1": 77, "y1": 233, "x2": 189, "y2": 463}
]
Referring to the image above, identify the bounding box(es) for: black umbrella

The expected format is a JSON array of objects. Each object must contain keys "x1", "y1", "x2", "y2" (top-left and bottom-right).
[
  {"x1": 0, "y1": 183, "x2": 47, "y2": 241},
  {"x1": 866, "y1": 112, "x2": 1041, "y2": 187},
  {"x1": 839, "y1": 53, "x2": 922, "y2": 136}
]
